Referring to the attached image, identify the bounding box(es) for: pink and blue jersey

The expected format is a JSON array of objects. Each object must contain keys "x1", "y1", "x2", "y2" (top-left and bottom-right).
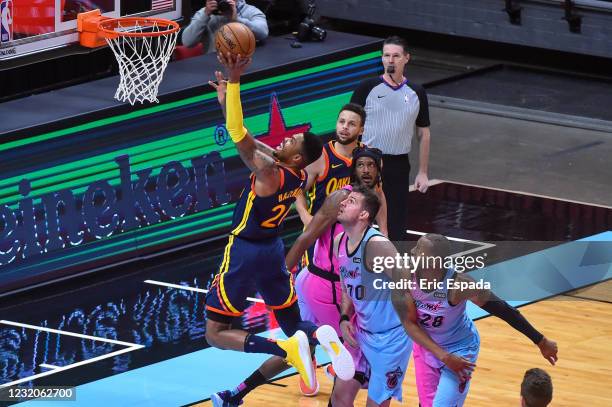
[
  {"x1": 336, "y1": 226, "x2": 412, "y2": 404},
  {"x1": 410, "y1": 268, "x2": 479, "y2": 349},
  {"x1": 337, "y1": 227, "x2": 402, "y2": 333},
  {"x1": 410, "y1": 268, "x2": 480, "y2": 407}
]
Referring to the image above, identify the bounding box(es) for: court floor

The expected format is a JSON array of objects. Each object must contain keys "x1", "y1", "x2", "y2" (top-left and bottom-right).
[
  {"x1": 1, "y1": 181, "x2": 610, "y2": 406},
  {"x1": 207, "y1": 285, "x2": 612, "y2": 406}
]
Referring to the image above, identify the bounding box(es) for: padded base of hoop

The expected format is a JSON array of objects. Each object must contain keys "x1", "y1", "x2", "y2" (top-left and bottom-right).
[{"x1": 78, "y1": 9, "x2": 112, "y2": 48}]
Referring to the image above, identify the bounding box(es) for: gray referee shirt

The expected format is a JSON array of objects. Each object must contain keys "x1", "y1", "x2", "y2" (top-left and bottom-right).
[{"x1": 351, "y1": 77, "x2": 430, "y2": 155}]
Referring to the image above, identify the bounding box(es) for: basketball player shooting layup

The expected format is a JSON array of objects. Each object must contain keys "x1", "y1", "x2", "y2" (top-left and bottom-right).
[{"x1": 204, "y1": 52, "x2": 355, "y2": 407}]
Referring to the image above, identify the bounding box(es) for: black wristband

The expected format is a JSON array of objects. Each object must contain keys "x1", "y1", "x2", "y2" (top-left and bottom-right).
[{"x1": 339, "y1": 314, "x2": 350, "y2": 324}]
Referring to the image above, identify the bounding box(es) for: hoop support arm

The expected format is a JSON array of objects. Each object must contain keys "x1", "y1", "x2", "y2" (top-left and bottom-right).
[{"x1": 78, "y1": 9, "x2": 112, "y2": 48}]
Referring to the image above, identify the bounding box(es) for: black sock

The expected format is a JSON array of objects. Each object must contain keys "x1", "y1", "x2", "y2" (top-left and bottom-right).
[
  {"x1": 229, "y1": 370, "x2": 267, "y2": 402},
  {"x1": 243, "y1": 334, "x2": 286, "y2": 357}
]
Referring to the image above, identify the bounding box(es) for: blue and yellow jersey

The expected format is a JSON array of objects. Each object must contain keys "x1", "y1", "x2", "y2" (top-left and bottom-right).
[
  {"x1": 231, "y1": 165, "x2": 307, "y2": 240},
  {"x1": 308, "y1": 141, "x2": 362, "y2": 215}
]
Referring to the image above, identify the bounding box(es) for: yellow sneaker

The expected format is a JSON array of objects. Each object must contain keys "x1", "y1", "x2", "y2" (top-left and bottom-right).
[
  {"x1": 315, "y1": 325, "x2": 355, "y2": 381},
  {"x1": 278, "y1": 330, "x2": 315, "y2": 389},
  {"x1": 298, "y1": 356, "x2": 319, "y2": 396}
]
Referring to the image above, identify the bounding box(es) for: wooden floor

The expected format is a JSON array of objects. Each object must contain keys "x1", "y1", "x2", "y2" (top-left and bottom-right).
[{"x1": 197, "y1": 285, "x2": 612, "y2": 406}]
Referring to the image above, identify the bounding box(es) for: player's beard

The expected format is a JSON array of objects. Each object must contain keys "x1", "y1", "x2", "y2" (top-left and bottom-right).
[
  {"x1": 336, "y1": 133, "x2": 359, "y2": 145},
  {"x1": 358, "y1": 177, "x2": 375, "y2": 189}
]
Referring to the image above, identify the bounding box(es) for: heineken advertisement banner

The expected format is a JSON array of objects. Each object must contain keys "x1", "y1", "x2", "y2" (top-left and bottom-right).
[{"x1": 0, "y1": 51, "x2": 383, "y2": 293}]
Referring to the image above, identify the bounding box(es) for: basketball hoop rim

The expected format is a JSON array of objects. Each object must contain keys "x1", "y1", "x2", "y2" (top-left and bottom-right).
[{"x1": 98, "y1": 17, "x2": 180, "y2": 38}]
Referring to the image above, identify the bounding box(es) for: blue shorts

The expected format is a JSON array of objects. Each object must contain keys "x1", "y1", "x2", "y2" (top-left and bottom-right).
[
  {"x1": 355, "y1": 324, "x2": 413, "y2": 404},
  {"x1": 205, "y1": 235, "x2": 296, "y2": 318},
  {"x1": 413, "y1": 336, "x2": 480, "y2": 407}
]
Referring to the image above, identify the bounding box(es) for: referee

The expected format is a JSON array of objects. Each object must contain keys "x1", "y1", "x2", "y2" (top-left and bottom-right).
[{"x1": 350, "y1": 36, "x2": 431, "y2": 242}]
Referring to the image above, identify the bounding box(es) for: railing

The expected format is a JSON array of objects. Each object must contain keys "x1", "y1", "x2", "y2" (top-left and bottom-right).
[{"x1": 504, "y1": 0, "x2": 612, "y2": 32}]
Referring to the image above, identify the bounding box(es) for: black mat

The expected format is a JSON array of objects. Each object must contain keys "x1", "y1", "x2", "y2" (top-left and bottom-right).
[{"x1": 428, "y1": 65, "x2": 612, "y2": 122}]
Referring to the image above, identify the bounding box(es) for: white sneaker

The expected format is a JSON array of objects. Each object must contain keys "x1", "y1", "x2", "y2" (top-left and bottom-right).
[{"x1": 315, "y1": 325, "x2": 355, "y2": 381}]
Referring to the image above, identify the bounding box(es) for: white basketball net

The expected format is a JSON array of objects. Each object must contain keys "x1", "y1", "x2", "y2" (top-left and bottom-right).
[{"x1": 105, "y1": 21, "x2": 178, "y2": 105}]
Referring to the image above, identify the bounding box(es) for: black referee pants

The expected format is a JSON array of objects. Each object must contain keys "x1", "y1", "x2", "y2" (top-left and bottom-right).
[{"x1": 381, "y1": 154, "x2": 410, "y2": 242}]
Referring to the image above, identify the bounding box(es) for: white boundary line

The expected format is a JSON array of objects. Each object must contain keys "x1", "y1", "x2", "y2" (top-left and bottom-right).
[
  {"x1": 0, "y1": 320, "x2": 144, "y2": 388},
  {"x1": 0, "y1": 320, "x2": 140, "y2": 347},
  {"x1": 405, "y1": 229, "x2": 496, "y2": 258},
  {"x1": 144, "y1": 280, "x2": 208, "y2": 294},
  {"x1": 39, "y1": 364, "x2": 60, "y2": 370},
  {"x1": 144, "y1": 279, "x2": 265, "y2": 304}
]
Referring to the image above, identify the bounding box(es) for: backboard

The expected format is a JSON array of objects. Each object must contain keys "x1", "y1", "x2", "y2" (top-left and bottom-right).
[{"x1": 0, "y1": 0, "x2": 182, "y2": 61}]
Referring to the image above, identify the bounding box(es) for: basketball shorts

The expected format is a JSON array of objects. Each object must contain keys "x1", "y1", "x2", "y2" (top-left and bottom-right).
[
  {"x1": 353, "y1": 323, "x2": 412, "y2": 404},
  {"x1": 413, "y1": 337, "x2": 480, "y2": 407},
  {"x1": 205, "y1": 235, "x2": 296, "y2": 319},
  {"x1": 295, "y1": 267, "x2": 342, "y2": 336}
]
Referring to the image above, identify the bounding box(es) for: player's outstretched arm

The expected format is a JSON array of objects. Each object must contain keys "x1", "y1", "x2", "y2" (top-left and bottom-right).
[
  {"x1": 294, "y1": 192, "x2": 313, "y2": 227},
  {"x1": 220, "y1": 53, "x2": 280, "y2": 190},
  {"x1": 366, "y1": 236, "x2": 475, "y2": 380},
  {"x1": 209, "y1": 70, "x2": 275, "y2": 158},
  {"x1": 456, "y1": 273, "x2": 559, "y2": 365},
  {"x1": 286, "y1": 189, "x2": 349, "y2": 271},
  {"x1": 302, "y1": 153, "x2": 324, "y2": 192},
  {"x1": 374, "y1": 187, "x2": 388, "y2": 236},
  {"x1": 293, "y1": 149, "x2": 326, "y2": 227}
]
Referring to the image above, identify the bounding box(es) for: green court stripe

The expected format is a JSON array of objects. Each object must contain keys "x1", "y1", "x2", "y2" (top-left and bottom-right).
[
  {"x1": 0, "y1": 88, "x2": 336, "y2": 193},
  {"x1": 0, "y1": 51, "x2": 379, "y2": 153},
  {"x1": 237, "y1": 52, "x2": 379, "y2": 91},
  {"x1": 0, "y1": 129, "x2": 222, "y2": 189},
  {"x1": 76, "y1": 203, "x2": 236, "y2": 242},
  {"x1": 89, "y1": 203, "x2": 236, "y2": 240},
  {"x1": 1, "y1": 92, "x2": 351, "y2": 207}
]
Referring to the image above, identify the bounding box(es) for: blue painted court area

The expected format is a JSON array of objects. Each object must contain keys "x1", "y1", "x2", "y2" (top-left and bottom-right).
[
  {"x1": 18, "y1": 329, "x2": 329, "y2": 407},
  {"x1": 19, "y1": 231, "x2": 612, "y2": 406}
]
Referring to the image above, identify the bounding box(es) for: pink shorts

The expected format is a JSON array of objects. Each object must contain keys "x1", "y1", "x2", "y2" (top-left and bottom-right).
[
  {"x1": 295, "y1": 268, "x2": 368, "y2": 376},
  {"x1": 295, "y1": 267, "x2": 342, "y2": 336}
]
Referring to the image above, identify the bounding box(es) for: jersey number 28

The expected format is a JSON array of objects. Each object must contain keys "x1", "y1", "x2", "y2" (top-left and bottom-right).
[{"x1": 419, "y1": 313, "x2": 444, "y2": 328}]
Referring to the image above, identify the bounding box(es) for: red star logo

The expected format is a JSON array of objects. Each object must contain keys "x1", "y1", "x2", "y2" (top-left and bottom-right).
[{"x1": 255, "y1": 93, "x2": 311, "y2": 146}]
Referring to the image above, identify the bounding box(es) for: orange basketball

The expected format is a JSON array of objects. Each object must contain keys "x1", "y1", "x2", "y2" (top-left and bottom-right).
[{"x1": 215, "y1": 22, "x2": 256, "y2": 58}]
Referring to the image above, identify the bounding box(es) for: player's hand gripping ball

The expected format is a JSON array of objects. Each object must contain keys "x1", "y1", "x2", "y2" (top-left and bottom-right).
[{"x1": 215, "y1": 22, "x2": 256, "y2": 58}]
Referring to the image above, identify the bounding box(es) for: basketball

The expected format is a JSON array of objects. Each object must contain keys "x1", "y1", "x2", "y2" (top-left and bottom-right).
[{"x1": 215, "y1": 22, "x2": 256, "y2": 58}]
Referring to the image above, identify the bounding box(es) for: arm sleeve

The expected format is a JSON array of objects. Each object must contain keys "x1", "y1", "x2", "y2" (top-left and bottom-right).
[
  {"x1": 226, "y1": 83, "x2": 247, "y2": 143},
  {"x1": 181, "y1": 8, "x2": 210, "y2": 48},
  {"x1": 413, "y1": 83, "x2": 431, "y2": 128},
  {"x1": 236, "y1": 6, "x2": 269, "y2": 41},
  {"x1": 481, "y1": 295, "x2": 544, "y2": 344}
]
